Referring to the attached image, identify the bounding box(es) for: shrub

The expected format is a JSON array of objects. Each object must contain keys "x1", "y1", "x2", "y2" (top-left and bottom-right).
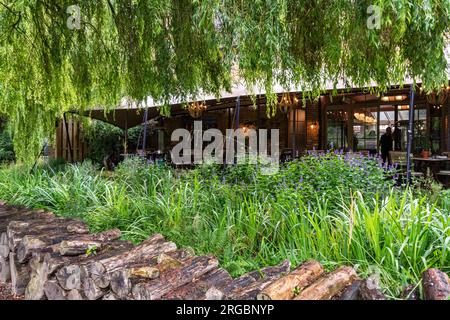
[
  {"x1": 0, "y1": 122, "x2": 15, "y2": 163},
  {"x1": 84, "y1": 120, "x2": 124, "y2": 166}
]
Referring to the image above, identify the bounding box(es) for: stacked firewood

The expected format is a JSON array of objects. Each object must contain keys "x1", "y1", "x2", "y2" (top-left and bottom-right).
[{"x1": 1, "y1": 202, "x2": 450, "y2": 300}]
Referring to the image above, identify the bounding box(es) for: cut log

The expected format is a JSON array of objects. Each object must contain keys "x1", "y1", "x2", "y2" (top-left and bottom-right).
[
  {"x1": 401, "y1": 284, "x2": 420, "y2": 300},
  {"x1": 93, "y1": 234, "x2": 175, "y2": 273},
  {"x1": 0, "y1": 256, "x2": 11, "y2": 283},
  {"x1": 224, "y1": 260, "x2": 291, "y2": 300},
  {"x1": 17, "y1": 229, "x2": 121, "y2": 263},
  {"x1": 25, "y1": 240, "x2": 133, "y2": 300},
  {"x1": 0, "y1": 232, "x2": 7, "y2": 245},
  {"x1": 163, "y1": 268, "x2": 233, "y2": 300},
  {"x1": 334, "y1": 280, "x2": 362, "y2": 300},
  {"x1": 257, "y1": 260, "x2": 323, "y2": 300},
  {"x1": 7, "y1": 218, "x2": 89, "y2": 251},
  {"x1": 56, "y1": 265, "x2": 82, "y2": 290},
  {"x1": 110, "y1": 249, "x2": 194, "y2": 299},
  {"x1": 422, "y1": 268, "x2": 450, "y2": 300},
  {"x1": 56, "y1": 235, "x2": 172, "y2": 295},
  {"x1": 59, "y1": 240, "x2": 104, "y2": 256},
  {"x1": 67, "y1": 289, "x2": 84, "y2": 300},
  {"x1": 0, "y1": 210, "x2": 54, "y2": 231},
  {"x1": 132, "y1": 255, "x2": 219, "y2": 300},
  {"x1": 205, "y1": 287, "x2": 224, "y2": 300},
  {"x1": 358, "y1": 278, "x2": 387, "y2": 300},
  {"x1": 0, "y1": 244, "x2": 9, "y2": 259},
  {"x1": 294, "y1": 266, "x2": 357, "y2": 300},
  {"x1": 83, "y1": 277, "x2": 106, "y2": 300},
  {"x1": 9, "y1": 252, "x2": 30, "y2": 296},
  {"x1": 44, "y1": 280, "x2": 67, "y2": 300},
  {"x1": 245, "y1": 260, "x2": 291, "y2": 281},
  {"x1": 219, "y1": 261, "x2": 291, "y2": 298},
  {"x1": 220, "y1": 274, "x2": 257, "y2": 297},
  {"x1": 103, "y1": 292, "x2": 119, "y2": 300}
]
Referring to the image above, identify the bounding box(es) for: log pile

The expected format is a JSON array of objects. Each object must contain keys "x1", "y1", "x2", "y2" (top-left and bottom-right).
[{"x1": 1, "y1": 202, "x2": 450, "y2": 300}]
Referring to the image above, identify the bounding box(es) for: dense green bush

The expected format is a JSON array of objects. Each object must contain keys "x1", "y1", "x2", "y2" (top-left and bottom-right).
[
  {"x1": 84, "y1": 121, "x2": 124, "y2": 166},
  {"x1": 0, "y1": 154, "x2": 447, "y2": 298},
  {"x1": 0, "y1": 123, "x2": 15, "y2": 163}
]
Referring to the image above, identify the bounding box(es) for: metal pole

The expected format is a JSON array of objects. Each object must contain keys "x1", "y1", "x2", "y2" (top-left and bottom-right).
[
  {"x1": 63, "y1": 113, "x2": 74, "y2": 163},
  {"x1": 235, "y1": 96, "x2": 241, "y2": 131},
  {"x1": 142, "y1": 107, "x2": 149, "y2": 156},
  {"x1": 124, "y1": 110, "x2": 128, "y2": 155},
  {"x1": 406, "y1": 85, "x2": 415, "y2": 185}
]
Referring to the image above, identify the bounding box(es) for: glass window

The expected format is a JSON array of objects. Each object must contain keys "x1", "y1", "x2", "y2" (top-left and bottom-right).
[
  {"x1": 326, "y1": 110, "x2": 348, "y2": 150},
  {"x1": 353, "y1": 107, "x2": 378, "y2": 151}
]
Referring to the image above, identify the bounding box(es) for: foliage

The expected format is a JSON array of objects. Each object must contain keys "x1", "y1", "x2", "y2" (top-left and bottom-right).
[
  {"x1": 0, "y1": 1, "x2": 449, "y2": 162},
  {"x1": 0, "y1": 122, "x2": 15, "y2": 163},
  {"x1": 0, "y1": 155, "x2": 447, "y2": 297},
  {"x1": 84, "y1": 120, "x2": 124, "y2": 165}
]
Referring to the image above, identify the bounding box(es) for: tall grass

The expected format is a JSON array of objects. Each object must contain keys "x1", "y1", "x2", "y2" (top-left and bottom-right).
[{"x1": 0, "y1": 156, "x2": 448, "y2": 298}]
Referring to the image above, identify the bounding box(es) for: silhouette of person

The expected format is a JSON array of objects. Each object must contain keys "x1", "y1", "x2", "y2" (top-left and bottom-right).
[{"x1": 380, "y1": 127, "x2": 393, "y2": 165}]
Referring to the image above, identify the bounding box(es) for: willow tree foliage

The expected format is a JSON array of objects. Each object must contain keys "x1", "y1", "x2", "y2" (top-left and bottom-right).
[{"x1": 0, "y1": 0, "x2": 449, "y2": 163}]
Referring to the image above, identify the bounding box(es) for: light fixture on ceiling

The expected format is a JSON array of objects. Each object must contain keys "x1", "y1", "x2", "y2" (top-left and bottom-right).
[
  {"x1": 279, "y1": 93, "x2": 299, "y2": 113},
  {"x1": 188, "y1": 101, "x2": 207, "y2": 118}
]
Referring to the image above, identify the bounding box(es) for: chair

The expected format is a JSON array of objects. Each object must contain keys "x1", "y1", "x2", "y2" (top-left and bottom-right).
[
  {"x1": 389, "y1": 151, "x2": 411, "y2": 168},
  {"x1": 437, "y1": 171, "x2": 450, "y2": 187}
]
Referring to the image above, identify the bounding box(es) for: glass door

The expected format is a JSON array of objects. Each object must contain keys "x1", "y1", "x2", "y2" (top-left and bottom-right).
[
  {"x1": 353, "y1": 107, "x2": 378, "y2": 152},
  {"x1": 326, "y1": 109, "x2": 348, "y2": 150}
]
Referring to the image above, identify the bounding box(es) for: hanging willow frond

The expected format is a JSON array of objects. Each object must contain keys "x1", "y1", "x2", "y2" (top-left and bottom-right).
[{"x1": 0, "y1": 0, "x2": 449, "y2": 163}]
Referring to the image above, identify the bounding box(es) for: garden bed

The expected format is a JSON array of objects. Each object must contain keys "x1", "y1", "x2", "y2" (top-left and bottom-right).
[{"x1": 0, "y1": 153, "x2": 449, "y2": 298}]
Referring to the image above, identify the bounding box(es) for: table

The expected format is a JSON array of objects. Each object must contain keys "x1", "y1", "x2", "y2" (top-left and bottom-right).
[{"x1": 412, "y1": 157, "x2": 450, "y2": 178}]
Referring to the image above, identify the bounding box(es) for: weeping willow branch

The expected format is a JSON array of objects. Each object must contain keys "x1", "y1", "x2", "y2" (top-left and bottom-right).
[{"x1": 0, "y1": 0, "x2": 449, "y2": 163}]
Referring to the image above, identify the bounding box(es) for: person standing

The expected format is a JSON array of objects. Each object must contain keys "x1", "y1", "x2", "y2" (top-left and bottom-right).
[{"x1": 380, "y1": 127, "x2": 393, "y2": 165}]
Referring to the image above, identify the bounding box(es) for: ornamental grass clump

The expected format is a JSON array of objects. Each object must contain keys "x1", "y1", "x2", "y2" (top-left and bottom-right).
[{"x1": 0, "y1": 156, "x2": 447, "y2": 297}]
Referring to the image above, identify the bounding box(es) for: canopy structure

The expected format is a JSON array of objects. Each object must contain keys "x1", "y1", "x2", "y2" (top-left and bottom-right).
[{"x1": 73, "y1": 79, "x2": 390, "y2": 129}]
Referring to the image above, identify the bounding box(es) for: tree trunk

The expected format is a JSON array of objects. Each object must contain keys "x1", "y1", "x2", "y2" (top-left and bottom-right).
[
  {"x1": 294, "y1": 266, "x2": 357, "y2": 300},
  {"x1": 132, "y1": 256, "x2": 219, "y2": 300},
  {"x1": 257, "y1": 260, "x2": 323, "y2": 300},
  {"x1": 422, "y1": 268, "x2": 450, "y2": 300}
]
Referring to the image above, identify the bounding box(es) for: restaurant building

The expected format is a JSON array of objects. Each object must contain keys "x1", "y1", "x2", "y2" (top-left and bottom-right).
[{"x1": 57, "y1": 81, "x2": 450, "y2": 164}]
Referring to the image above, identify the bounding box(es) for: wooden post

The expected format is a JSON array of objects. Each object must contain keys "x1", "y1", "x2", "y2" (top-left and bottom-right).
[
  {"x1": 142, "y1": 108, "x2": 149, "y2": 156},
  {"x1": 63, "y1": 113, "x2": 74, "y2": 163}
]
